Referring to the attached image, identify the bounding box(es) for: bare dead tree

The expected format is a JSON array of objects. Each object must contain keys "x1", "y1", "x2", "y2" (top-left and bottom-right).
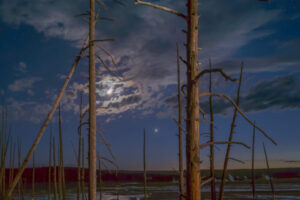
[
  {"x1": 81, "y1": 137, "x2": 85, "y2": 200},
  {"x1": 58, "y1": 104, "x2": 65, "y2": 200},
  {"x1": 143, "y1": 128, "x2": 147, "y2": 200},
  {"x1": 219, "y1": 66, "x2": 244, "y2": 200},
  {"x1": 251, "y1": 122, "x2": 256, "y2": 200},
  {"x1": 0, "y1": 108, "x2": 10, "y2": 197},
  {"x1": 32, "y1": 153, "x2": 35, "y2": 200},
  {"x1": 5, "y1": 36, "x2": 89, "y2": 199},
  {"x1": 208, "y1": 58, "x2": 216, "y2": 200},
  {"x1": 77, "y1": 94, "x2": 83, "y2": 200},
  {"x1": 88, "y1": 0, "x2": 97, "y2": 199},
  {"x1": 53, "y1": 137, "x2": 58, "y2": 200},
  {"x1": 176, "y1": 43, "x2": 184, "y2": 200},
  {"x1": 17, "y1": 140, "x2": 23, "y2": 200},
  {"x1": 48, "y1": 127, "x2": 52, "y2": 200},
  {"x1": 98, "y1": 156, "x2": 103, "y2": 200},
  {"x1": 134, "y1": 0, "x2": 201, "y2": 198},
  {"x1": 263, "y1": 143, "x2": 275, "y2": 200}
]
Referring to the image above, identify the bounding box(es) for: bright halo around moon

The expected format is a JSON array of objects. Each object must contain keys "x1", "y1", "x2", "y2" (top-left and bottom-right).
[{"x1": 106, "y1": 87, "x2": 113, "y2": 95}]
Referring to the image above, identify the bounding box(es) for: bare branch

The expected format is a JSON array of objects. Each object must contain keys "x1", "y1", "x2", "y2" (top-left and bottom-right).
[
  {"x1": 179, "y1": 56, "x2": 188, "y2": 66},
  {"x1": 74, "y1": 11, "x2": 90, "y2": 18},
  {"x1": 96, "y1": 128, "x2": 116, "y2": 160},
  {"x1": 229, "y1": 157, "x2": 245, "y2": 164},
  {"x1": 96, "y1": 44, "x2": 123, "y2": 77},
  {"x1": 194, "y1": 68, "x2": 238, "y2": 82},
  {"x1": 181, "y1": 84, "x2": 187, "y2": 96},
  {"x1": 96, "y1": 155, "x2": 119, "y2": 170},
  {"x1": 96, "y1": 17, "x2": 114, "y2": 22},
  {"x1": 199, "y1": 141, "x2": 250, "y2": 149},
  {"x1": 173, "y1": 118, "x2": 187, "y2": 135},
  {"x1": 135, "y1": 0, "x2": 187, "y2": 20},
  {"x1": 199, "y1": 92, "x2": 277, "y2": 145},
  {"x1": 200, "y1": 177, "x2": 214, "y2": 187},
  {"x1": 96, "y1": 54, "x2": 122, "y2": 80},
  {"x1": 112, "y1": 0, "x2": 126, "y2": 6},
  {"x1": 94, "y1": 39, "x2": 115, "y2": 42},
  {"x1": 95, "y1": 0, "x2": 109, "y2": 10}
]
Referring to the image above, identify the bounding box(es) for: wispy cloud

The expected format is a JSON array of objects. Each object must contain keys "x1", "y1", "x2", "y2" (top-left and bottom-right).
[
  {"x1": 14, "y1": 61, "x2": 28, "y2": 75},
  {"x1": 8, "y1": 77, "x2": 42, "y2": 95}
]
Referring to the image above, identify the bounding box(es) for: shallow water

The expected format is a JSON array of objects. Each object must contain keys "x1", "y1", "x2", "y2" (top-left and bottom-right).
[{"x1": 14, "y1": 182, "x2": 300, "y2": 200}]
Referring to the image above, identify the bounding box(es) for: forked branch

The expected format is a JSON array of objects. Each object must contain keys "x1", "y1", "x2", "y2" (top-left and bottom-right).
[
  {"x1": 134, "y1": 0, "x2": 187, "y2": 20},
  {"x1": 194, "y1": 68, "x2": 238, "y2": 82}
]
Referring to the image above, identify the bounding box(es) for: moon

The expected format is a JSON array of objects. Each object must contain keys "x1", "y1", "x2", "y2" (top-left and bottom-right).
[
  {"x1": 154, "y1": 128, "x2": 158, "y2": 133},
  {"x1": 106, "y1": 87, "x2": 113, "y2": 95}
]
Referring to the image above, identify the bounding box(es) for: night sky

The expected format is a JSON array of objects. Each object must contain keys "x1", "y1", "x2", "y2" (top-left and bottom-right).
[{"x1": 0, "y1": 0, "x2": 300, "y2": 171}]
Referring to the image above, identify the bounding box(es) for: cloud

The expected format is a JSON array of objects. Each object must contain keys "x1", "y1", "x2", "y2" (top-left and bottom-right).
[
  {"x1": 6, "y1": 98, "x2": 52, "y2": 123},
  {"x1": 8, "y1": 77, "x2": 42, "y2": 94},
  {"x1": 0, "y1": 0, "x2": 88, "y2": 43},
  {"x1": 14, "y1": 61, "x2": 28, "y2": 75},
  {"x1": 199, "y1": 74, "x2": 300, "y2": 114}
]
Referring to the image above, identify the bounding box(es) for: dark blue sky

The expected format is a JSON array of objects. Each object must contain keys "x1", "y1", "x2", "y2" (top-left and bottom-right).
[{"x1": 0, "y1": 0, "x2": 300, "y2": 170}]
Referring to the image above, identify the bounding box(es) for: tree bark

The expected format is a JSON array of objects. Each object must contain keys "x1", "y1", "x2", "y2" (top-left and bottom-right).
[
  {"x1": 98, "y1": 157, "x2": 102, "y2": 200},
  {"x1": 89, "y1": 0, "x2": 97, "y2": 199},
  {"x1": 251, "y1": 123, "x2": 256, "y2": 200},
  {"x1": 58, "y1": 105, "x2": 62, "y2": 200},
  {"x1": 53, "y1": 137, "x2": 58, "y2": 200},
  {"x1": 186, "y1": 0, "x2": 201, "y2": 199},
  {"x1": 143, "y1": 128, "x2": 147, "y2": 200},
  {"x1": 77, "y1": 94, "x2": 83, "y2": 200},
  {"x1": 48, "y1": 128, "x2": 52, "y2": 200},
  {"x1": 81, "y1": 138, "x2": 85, "y2": 200},
  {"x1": 32, "y1": 153, "x2": 35, "y2": 200},
  {"x1": 208, "y1": 58, "x2": 216, "y2": 200},
  {"x1": 176, "y1": 43, "x2": 184, "y2": 200}
]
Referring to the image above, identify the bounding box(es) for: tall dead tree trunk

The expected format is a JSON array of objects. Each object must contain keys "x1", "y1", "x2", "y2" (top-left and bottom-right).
[
  {"x1": 263, "y1": 143, "x2": 275, "y2": 200},
  {"x1": 77, "y1": 94, "x2": 83, "y2": 200},
  {"x1": 17, "y1": 141, "x2": 22, "y2": 200},
  {"x1": 32, "y1": 153, "x2": 35, "y2": 200},
  {"x1": 134, "y1": 0, "x2": 201, "y2": 198},
  {"x1": 219, "y1": 66, "x2": 243, "y2": 200},
  {"x1": 176, "y1": 43, "x2": 184, "y2": 200},
  {"x1": 143, "y1": 128, "x2": 147, "y2": 200},
  {"x1": 251, "y1": 123, "x2": 256, "y2": 200},
  {"x1": 208, "y1": 58, "x2": 216, "y2": 200},
  {"x1": 98, "y1": 157, "x2": 102, "y2": 200},
  {"x1": 53, "y1": 137, "x2": 58, "y2": 200},
  {"x1": 81, "y1": 138, "x2": 85, "y2": 200},
  {"x1": 186, "y1": 0, "x2": 201, "y2": 199},
  {"x1": 48, "y1": 127, "x2": 52, "y2": 200},
  {"x1": 89, "y1": 0, "x2": 97, "y2": 199},
  {"x1": 58, "y1": 104, "x2": 65, "y2": 200}
]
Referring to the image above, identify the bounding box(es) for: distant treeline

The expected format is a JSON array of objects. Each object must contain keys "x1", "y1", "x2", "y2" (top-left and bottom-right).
[{"x1": 3, "y1": 167, "x2": 300, "y2": 185}]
